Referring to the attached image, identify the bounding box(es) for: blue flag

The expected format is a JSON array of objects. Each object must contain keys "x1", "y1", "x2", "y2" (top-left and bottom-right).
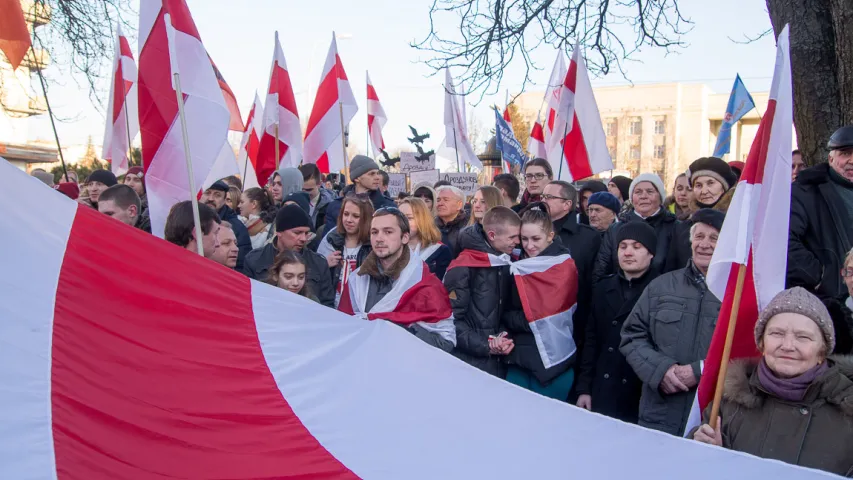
[
  {"x1": 494, "y1": 108, "x2": 525, "y2": 166},
  {"x1": 713, "y1": 75, "x2": 756, "y2": 157}
]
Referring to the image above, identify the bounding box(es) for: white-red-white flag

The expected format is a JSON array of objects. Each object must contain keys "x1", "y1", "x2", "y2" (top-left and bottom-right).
[
  {"x1": 543, "y1": 51, "x2": 567, "y2": 146},
  {"x1": 366, "y1": 71, "x2": 387, "y2": 158},
  {"x1": 103, "y1": 24, "x2": 139, "y2": 177},
  {"x1": 528, "y1": 117, "x2": 547, "y2": 160},
  {"x1": 685, "y1": 25, "x2": 793, "y2": 434},
  {"x1": 441, "y1": 69, "x2": 481, "y2": 171},
  {"x1": 209, "y1": 55, "x2": 243, "y2": 132},
  {"x1": 546, "y1": 43, "x2": 612, "y2": 181},
  {"x1": 238, "y1": 92, "x2": 264, "y2": 190},
  {"x1": 137, "y1": 1, "x2": 231, "y2": 238},
  {"x1": 0, "y1": 157, "x2": 833, "y2": 480},
  {"x1": 303, "y1": 33, "x2": 357, "y2": 174},
  {"x1": 256, "y1": 31, "x2": 302, "y2": 180}
]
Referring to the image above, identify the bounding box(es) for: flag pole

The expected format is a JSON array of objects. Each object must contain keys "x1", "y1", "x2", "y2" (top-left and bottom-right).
[
  {"x1": 274, "y1": 124, "x2": 280, "y2": 170},
  {"x1": 452, "y1": 125, "x2": 462, "y2": 172},
  {"x1": 557, "y1": 115, "x2": 570, "y2": 180},
  {"x1": 339, "y1": 101, "x2": 349, "y2": 181},
  {"x1": 28, "y1": 43, "x2": 69, "y2": 182},
  {"x1": 366, "y1": 70, "x2": 370, "y2": 158},
  {"x1": 123, "y1": 97, "x2": 135, "y2": 168},
  {"x1": 708, "y1": 262, "x2": 748, "y2": 427},
  {"x1": 165, "y1": 13, "x2": 204, "y2": 257}
]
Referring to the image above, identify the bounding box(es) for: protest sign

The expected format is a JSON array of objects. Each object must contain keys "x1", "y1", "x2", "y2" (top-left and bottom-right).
[
  {"x1": 409, "y1": 169, "x2": 439, "y2": 187},
  {"x1": 387, "y1": 173, "x2": 406, "y2": 197},
  {"x1": 441, "y1": 172, "x2": 478, "y2": 195},
  {"x1": 400, "y1": 152, "x2": 436, "y2": 173}
]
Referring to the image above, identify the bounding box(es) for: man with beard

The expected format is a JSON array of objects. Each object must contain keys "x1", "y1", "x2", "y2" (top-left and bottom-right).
[
  {"x1": 339, "y1": 208, "x2": 455, "y2": 351},
  {"x1": 201, "y1": 180, "x2": 252, "y2": 271}
]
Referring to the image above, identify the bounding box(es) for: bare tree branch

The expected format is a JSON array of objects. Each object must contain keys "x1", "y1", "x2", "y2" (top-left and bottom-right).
[
  {"x1": 728, "y1": 28, "x2": 773, "y2": 44},
  {"x1": 411, "y1": 0, "x2": 693, "y2": 102}
]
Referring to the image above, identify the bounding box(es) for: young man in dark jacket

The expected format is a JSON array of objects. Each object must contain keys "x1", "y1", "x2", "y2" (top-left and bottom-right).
[
  {"x1": 444, "y1": 207, "x2": 520, "y2": 377},
  {"x1": 202, "y1": 180, "x2": 252, "y2": 271},
  {"x1": 243, "y1": 204, "x2": 336, "y2": 308},
  {"x1": 323, "y1": 155, "x2": 394, "y2": 234},
  {"x1": 576, "y1": 222, "x2": 658, "y2": 423}
]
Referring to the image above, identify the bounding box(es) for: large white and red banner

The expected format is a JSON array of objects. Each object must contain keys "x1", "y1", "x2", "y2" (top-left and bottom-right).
[
  {"x1": 441, "y1": 69, "x2": 481, "y2": 171},
  {"x1": 103, "y1": 24, "x2": 139, "y2": 177},
  {"x1": 303, "y1": 33, "x2": 357, "y2": 174},
  {"x1": 546, "y1": 44, "x2": 612, "y2": 181},
  {"x1": 0, "y1": 158, "x2": 835, "y2": 479},
  {"x1": 366, "y1": 71, "x2": 387, "y2": 158},
  {"x1": 238, "y1": 92, "x2": 264, "y2": 190},
  {"x1": 685, "y1": 26, "x2": 793, "y2": 434},
  {"x1": 257, "y1": 31, "x2": 302, "y2": 179},
  {"x1": 137, "y1": 0, "x2": 231, "y2": 238}
]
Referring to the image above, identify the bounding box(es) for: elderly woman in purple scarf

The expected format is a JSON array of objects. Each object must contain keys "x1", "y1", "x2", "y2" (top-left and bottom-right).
[{"x1": 692, "y1": 287, "x2": 853, "y2": 476}]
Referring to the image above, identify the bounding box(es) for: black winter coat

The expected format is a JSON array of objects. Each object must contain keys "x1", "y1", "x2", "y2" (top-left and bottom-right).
[
  {"x1": 787, "y1": 163, "x2": 853, "y2": 301},
  {"x1": 501, "y1": 241, "x2": 574, "y2": 386},
  {"x1": 323, "y1": 185, "x2": 395, "y2": 234},
  {"x1": 553, "y1": 213, "x2": 600, "y2": 356},
  {"x1": 242, "y1": 242, "x2": 336, "y2": 308},
  {"x1": 416, "y1": 244, "x2": 453, "y2": 281},
  {"x1": 576, "y1": 269, "x2": 656, "y2": 423},
  {"x1": 218, "y1": 205, "x2": 252, "y2": 271},
  {"x1": 436, "y1": 210, "x2": 470, "y2": 258},
  {"x1": 593, "y1": 208, "x2": 685, "y2": 284},
  {"x1": 443, "y1": 223, "x2": 512, "y2": 378}
]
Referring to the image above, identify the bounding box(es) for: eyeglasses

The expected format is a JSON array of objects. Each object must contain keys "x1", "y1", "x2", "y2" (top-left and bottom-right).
[
  {"x1": 524, "y1": 173, "x2": 548, "y2": 181},
  {"x1": 842, "y1": 267, "x2": 853, "y2": 278},
  {"x1": 542, "y1": 194, "x2": 569, "y2": 201}
]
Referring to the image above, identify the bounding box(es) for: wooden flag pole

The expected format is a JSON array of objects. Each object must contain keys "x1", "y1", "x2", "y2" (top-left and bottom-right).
[
  {"x1": 29, "y1": 42, "x2": 69, "y2": 182},
  {"x1": 557, "y1": 114, "x2": 570, "y2": 180},
  {"x1": 452, "y1": 125, "x2": 462, "y2": 172},
  {"x1": 123, "y1": 98, "x2": 135, "y2": 169},
  {"x1": 339, "y1": 101, "x2": 349, "y2": 181},
  {"x1": 165, "y1": 13, "x2": 203, "y2": 257},
  {"x1": 274, "y1": 124, "x2": 280, "y2": 170},
  {"x1": 708, "y1": 262, "x2": 748, "y2": 427}
]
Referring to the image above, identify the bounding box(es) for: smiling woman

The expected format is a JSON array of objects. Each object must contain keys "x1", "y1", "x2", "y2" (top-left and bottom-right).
[{"x1": 691, "y1": 287, "x2": 853, "y2": 477}]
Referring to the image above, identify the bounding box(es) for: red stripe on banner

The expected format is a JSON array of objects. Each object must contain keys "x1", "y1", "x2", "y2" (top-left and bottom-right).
[
  {"x1": 316, "y1": 152, "x2": 330, "y2": 173},
  {"x1": 270, "y1": 62, "x2": 299, "y2": 117},
  {"x1": 739, "y1": 99, "x2": 778, "y2": 185},
  {"x1": 515, "y1": 259, "x2": 577, "y2": 321},
  {"x1": 256, "y1": 134, "x2": 290, "y2": 183},
  {"x1": 51, "y1": 207, "x2": 358, "y2": 479},
  {"x1": 562, "y1": 115, "x2": 594, "y2": 180},
  {"x1": 119, "y1": 35, "x2": 134, "y2": 59},
  {"x1": 367, "y1": 84, "x2": 379, "y2": 101},
  {"x1": 304, "y1": 65, "x2": 340, "y2": 139},
  {"x1": 367, "y1": 265, "x2": 452, "y2": 324},
  {"x1": 111, "y1": 65, "x2": 126, "y2": 123},
  {"x1": 137, "y1": 9, "x2": 178, "y2": 172},
  {"x1": 697, "y1": 251, "x2": 761, "y2": 415}
]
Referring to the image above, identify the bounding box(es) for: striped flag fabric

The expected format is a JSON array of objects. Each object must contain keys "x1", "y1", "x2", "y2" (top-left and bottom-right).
[
  {"x1": 528, "y1": 117, "x2": 547, "y2": 160},
  {"x1": 238, "y1": 92, "x2": 264, "y2": 190},
  {"x1": 0, "y1": 157, "x2": 834, "y2": 480},
  {"x1": 303, "y1": 32, "x2": 357, "y2": 174},
  {"x1": 546, "y1": 43, "x2": 613, "y2": 181},
  {"x1": 441, "y1": 69, "x2": 481, "y2": 171},
  {"x1": 366, "y1": 71, "x2": 387, "y2": 157},
  {"x1": 685, "y1": 25, "x2": 793, "y2": 434},
  {"x1": 102, "y1": 24, "x2": 139, "y2": 177},
  {"x1": 209, "y1": 55, "x2": 244, "y2": 132},
  {"x1": 137, "y1": 0, "x2": 231, "y2": 238},
  {"x1": 257, "y1": 31, "x2": 302, "y2": 178},
  {"x1": 0, "y1": 0, "x2": 31, "y2": 70},
  {"x1": 543, "y1": 51, "x2": 567, "y2": 146}
]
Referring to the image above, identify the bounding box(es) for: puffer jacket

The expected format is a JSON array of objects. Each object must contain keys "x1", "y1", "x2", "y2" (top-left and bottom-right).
[
  {"x1": 443, "y1": 223, "x2": 512, "y2": 378},
  {"x1": 436, "y1": 210, "x2": 470, "y2": 257},
  {"x1": 619, "y1": 261, "x2": 721, "y2": 436},
  {"x1": 323, "y1": 185, "x2": 395, "y2": 234},
  {"x1": 501, "y1": 241, "x2": 574, "y2": 385},
  {"x1": 696, "y1": 356, "x2": 853, "y2": 477},
  {"x1": 593, "y1": 208, "x2": 685, "y2": 284}
]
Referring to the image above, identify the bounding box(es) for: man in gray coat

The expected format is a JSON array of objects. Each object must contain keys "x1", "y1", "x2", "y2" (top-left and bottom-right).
[{"x1": 620, "y1": 209, "x2": 724, "y2": 436}]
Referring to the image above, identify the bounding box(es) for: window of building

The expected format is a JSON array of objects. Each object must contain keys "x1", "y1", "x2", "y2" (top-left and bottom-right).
[
  {"x1": 608, "y1": 145, "x2": 617, "y2": 158},
  {"x1": 654, "y1": 144, "x2": 666, "y2": 159},
  {"x1": 605, "y1": 119, "x2": 618, "y2": 137},
  {"x1": 629, "y1": 117, "x2": 642, "y2": 135},
  {"x1": 654, "y1": 119, "x2": 666, "y2": 135},
  {"x1": 630, "y1": 145, "x2": 641, "y2": 160}
]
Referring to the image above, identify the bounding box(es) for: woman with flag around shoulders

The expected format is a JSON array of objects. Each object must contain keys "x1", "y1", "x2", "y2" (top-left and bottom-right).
[
  {"x1": 500, "y1": 202, "x2": 579, "y2": 400},
  {"x1": 691, "y1": 287, "x2": 853, "y2": 476}
]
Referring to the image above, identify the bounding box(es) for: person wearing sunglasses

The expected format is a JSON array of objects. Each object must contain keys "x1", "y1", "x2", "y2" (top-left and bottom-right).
[{"x1": 516, "y1": 158, "x2": 552, "y2": 212}]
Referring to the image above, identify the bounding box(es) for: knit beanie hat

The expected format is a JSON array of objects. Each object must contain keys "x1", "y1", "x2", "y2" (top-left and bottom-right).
[
  {"x1": 609, "y1": 175, "x2": 633, "y2": 201},
  {"x1": 690, "y1": 208, "x2": 725, "y2": 232},
  {"x1": 126, "y1": 166, "x2": 145, "y2": 179},
  {"x1": 688, "y1": 157, "x2": 737, "y2": 191},
  {"x1": 275, "y1": 203, "x2": 313, "y2": 233},
  {"x1": 276, "y1": 167, "x2": 304, "y2": 199},
  {"x1": 629, "y1": 173, "x2": 666, "y2": 201},
  {"x1": 579, "y1": 180, "x2": 608, "y2": 196},
  {"x1": 207, "y1": 180, "x2": 229, "y2": 193},
  {"x1": 588, "y1": 191, "x2": 621, "y2": 215},
  {"x1": 615, "y1": 221, "x2": 658, "y2": 256},
  {"x1": 349, "y1": 155, "x2": 380, "y2": 181},
  {"x1": 754, "y1": 287, "x2": 836, "y2": 355},
  {"x1": 283, "y1": 191, "x2": 311, "y2": 215},
  {"x1": 87, "y1": 169, "x2": 118, "y2": 187}
]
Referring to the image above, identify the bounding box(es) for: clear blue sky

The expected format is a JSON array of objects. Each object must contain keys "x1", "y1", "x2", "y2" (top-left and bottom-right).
[{"x1": 34, "y1": 0, "x2": 777, "y2": 161}]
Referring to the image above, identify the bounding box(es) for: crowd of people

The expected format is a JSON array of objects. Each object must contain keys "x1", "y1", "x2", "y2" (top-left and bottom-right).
[{"x1": 31, "y1": 125, "x2": 853, "y2": 475}]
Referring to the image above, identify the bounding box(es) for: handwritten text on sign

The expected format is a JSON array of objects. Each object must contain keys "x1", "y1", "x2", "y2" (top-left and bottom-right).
[
  {"x1": 400, "y1": 152, "x2": 436, "y2": 173},
  {"x1": 387, "y1": 173, "x2": 406, "y2": 197},
  {"x1": 409, "y1": 169, "x2": 439, "y2": 187},
  {"x1": 441, "y1": 173, "x2": 478, "y2": 195}
]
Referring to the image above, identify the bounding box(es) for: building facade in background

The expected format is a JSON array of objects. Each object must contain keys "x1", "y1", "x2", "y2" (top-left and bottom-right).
[
  {"x1": 515, "y1": 82, "x2": 792, "y2": 188},
  {"x1": 0, "y1": 1, "x2": 58, "y2": 172}
]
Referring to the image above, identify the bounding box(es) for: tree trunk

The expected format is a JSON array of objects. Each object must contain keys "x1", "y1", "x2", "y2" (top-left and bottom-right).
[
  {"x1": 766, "y1": 0, "x2": 843, "y2": 166},
  {"x1": 830, "y1": 0, "x2": 853, "y2": 127}
]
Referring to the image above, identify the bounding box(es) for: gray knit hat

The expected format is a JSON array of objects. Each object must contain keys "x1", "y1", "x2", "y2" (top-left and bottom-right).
[
  {"x1": 349, "y1": 155, "x2": 380, "y2": 180},
  {"x1": 629, "y1": 173, "x2": 666, "y2": 201},
  {"x1": 754, "y1": 287, "x2": 835, "y2": 354}
]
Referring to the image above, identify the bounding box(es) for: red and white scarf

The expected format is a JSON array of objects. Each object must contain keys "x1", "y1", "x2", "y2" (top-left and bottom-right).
[
  {"x1": 448, "y1": 250, "x2": 578, "y2": 368},
  {"x1": 338, "y1": 255, "x2": 456, "y2": 345}
]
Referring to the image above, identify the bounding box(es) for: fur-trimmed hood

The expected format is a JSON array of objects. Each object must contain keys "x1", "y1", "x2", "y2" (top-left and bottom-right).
[
  {"x1": 357, "y1": 246, "x2": 411, "y2": 281},
  {"x1": 688, "y1": 186, "x2": 736, "y2": 214},
  {"x1": 723, "y1": 356, "x2": 853, "y2": 416}
]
